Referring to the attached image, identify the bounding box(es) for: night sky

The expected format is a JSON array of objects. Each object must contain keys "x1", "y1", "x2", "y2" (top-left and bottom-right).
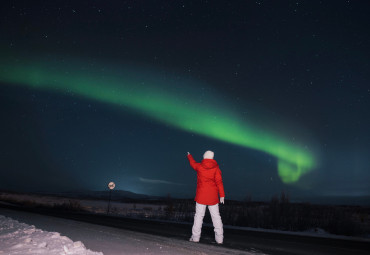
[{"x1": 1, "y1": 1, "x2": 369, "y2": 203}]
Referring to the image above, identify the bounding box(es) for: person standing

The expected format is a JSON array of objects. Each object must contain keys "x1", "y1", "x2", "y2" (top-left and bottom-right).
[{"x1": 187, "y1": 150, "x2": 225, "y2": 244}]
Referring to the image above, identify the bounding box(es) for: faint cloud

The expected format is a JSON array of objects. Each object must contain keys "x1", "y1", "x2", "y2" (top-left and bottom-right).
[{"x1": 139, "y1": 177, "x2": 184, "y2": 186}]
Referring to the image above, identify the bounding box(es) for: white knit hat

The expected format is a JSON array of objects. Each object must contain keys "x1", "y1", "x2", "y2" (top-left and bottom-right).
[{"x1": 203, "y1": 150, "x2": 214, "y2": 159}]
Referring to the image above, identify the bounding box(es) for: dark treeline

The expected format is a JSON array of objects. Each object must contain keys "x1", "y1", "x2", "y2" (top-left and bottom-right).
[
  {"x1": 163, "y1": 191, "x2": 369, "y2": 237},
  {"x1": 1, "y1": 190, "x2": 369, "y2": 237}
]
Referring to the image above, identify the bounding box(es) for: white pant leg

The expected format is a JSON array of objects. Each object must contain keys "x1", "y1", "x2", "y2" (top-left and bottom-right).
[
  {"x1": 191, "y1": 202, "x2": 206, "y2": 241},
  {"x1": 208, "y1": 203, "x2": 223, "y2": 243}
]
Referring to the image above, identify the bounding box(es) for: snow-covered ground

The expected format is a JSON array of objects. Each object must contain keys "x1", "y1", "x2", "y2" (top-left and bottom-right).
[
  {"x1": 0, "y1": 208, "x2": 261, "y2": 255},
  {"x1": 0, "y1": 214, "x2": 102, "y2": 255}
]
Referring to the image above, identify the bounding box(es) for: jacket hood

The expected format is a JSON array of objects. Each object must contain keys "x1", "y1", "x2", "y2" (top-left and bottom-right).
[{"x1": 201, "y1": 159, "x2": 218, "y2": 169}]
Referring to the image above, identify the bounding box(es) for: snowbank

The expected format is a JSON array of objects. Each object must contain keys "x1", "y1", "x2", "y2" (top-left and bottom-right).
[{"x1": 0, "y1": 215, "x2": 103, "y2": 255}]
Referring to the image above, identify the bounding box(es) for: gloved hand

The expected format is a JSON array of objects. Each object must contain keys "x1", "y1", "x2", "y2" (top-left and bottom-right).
[
  {"x1": 220, "y1": 197, "x2": 225, "y2": 204},
  {"x1": 187, "y1": 152, "x2": 190, "y2": 155}
]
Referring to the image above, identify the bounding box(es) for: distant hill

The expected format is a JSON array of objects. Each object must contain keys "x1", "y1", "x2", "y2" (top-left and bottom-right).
[{"x1": 44, "y1": 190, "x2": 161, "y2": 201}]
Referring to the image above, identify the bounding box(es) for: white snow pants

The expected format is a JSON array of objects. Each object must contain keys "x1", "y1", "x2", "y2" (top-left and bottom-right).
[{"x1": 191, "y1": 202, "x2": 223, "y2": 243}]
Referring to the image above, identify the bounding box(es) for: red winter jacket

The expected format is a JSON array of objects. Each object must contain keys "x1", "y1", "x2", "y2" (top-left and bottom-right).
[{"x1": 187, "y1": 154, "x2": 225, "y2": 205}]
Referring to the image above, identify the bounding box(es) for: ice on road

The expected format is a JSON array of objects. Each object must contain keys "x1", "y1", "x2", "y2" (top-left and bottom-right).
[{"x1": 0, "y1": 208, "x2": 259, "y2": 255}]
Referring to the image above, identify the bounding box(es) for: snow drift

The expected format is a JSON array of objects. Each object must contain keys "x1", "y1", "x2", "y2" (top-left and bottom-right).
[{"x1": 0, "y1": 215, "x2": 103, "y2": 255}]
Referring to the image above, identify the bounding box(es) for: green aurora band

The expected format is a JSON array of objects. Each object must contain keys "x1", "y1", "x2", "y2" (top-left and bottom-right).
[{"x1": 0, "y1": 57, "x2": 317, "y2": 183}]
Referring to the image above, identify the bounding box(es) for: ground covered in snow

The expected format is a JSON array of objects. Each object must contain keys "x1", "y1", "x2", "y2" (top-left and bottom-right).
[
  {"x1": 0, "y1": 214, "x2": 102, "y2": 255},
  {"x1": 0, "y1": 208, "x2": 260, "y2": 255}
]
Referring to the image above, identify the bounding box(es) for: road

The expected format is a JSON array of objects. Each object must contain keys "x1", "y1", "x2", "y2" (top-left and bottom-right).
[
  {"x1": 1, "y1": 203, "x2": 369, "y2": 255},
  {"x1": 0, "y1": 206, "x2": 255, "y2": 255}
]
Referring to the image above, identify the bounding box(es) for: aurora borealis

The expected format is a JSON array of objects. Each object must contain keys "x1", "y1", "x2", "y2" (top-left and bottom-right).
[
  {"x1": 0, "y1": 56, "x2": 316, "y2": 184},
  {"x1": 1, "y1": 1, "x2": 369, "y2": 204}
]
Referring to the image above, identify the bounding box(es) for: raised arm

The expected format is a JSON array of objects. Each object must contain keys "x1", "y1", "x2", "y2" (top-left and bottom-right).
[{"x1": 187, "y1": 153, "x2": 200, "y2": 171}]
